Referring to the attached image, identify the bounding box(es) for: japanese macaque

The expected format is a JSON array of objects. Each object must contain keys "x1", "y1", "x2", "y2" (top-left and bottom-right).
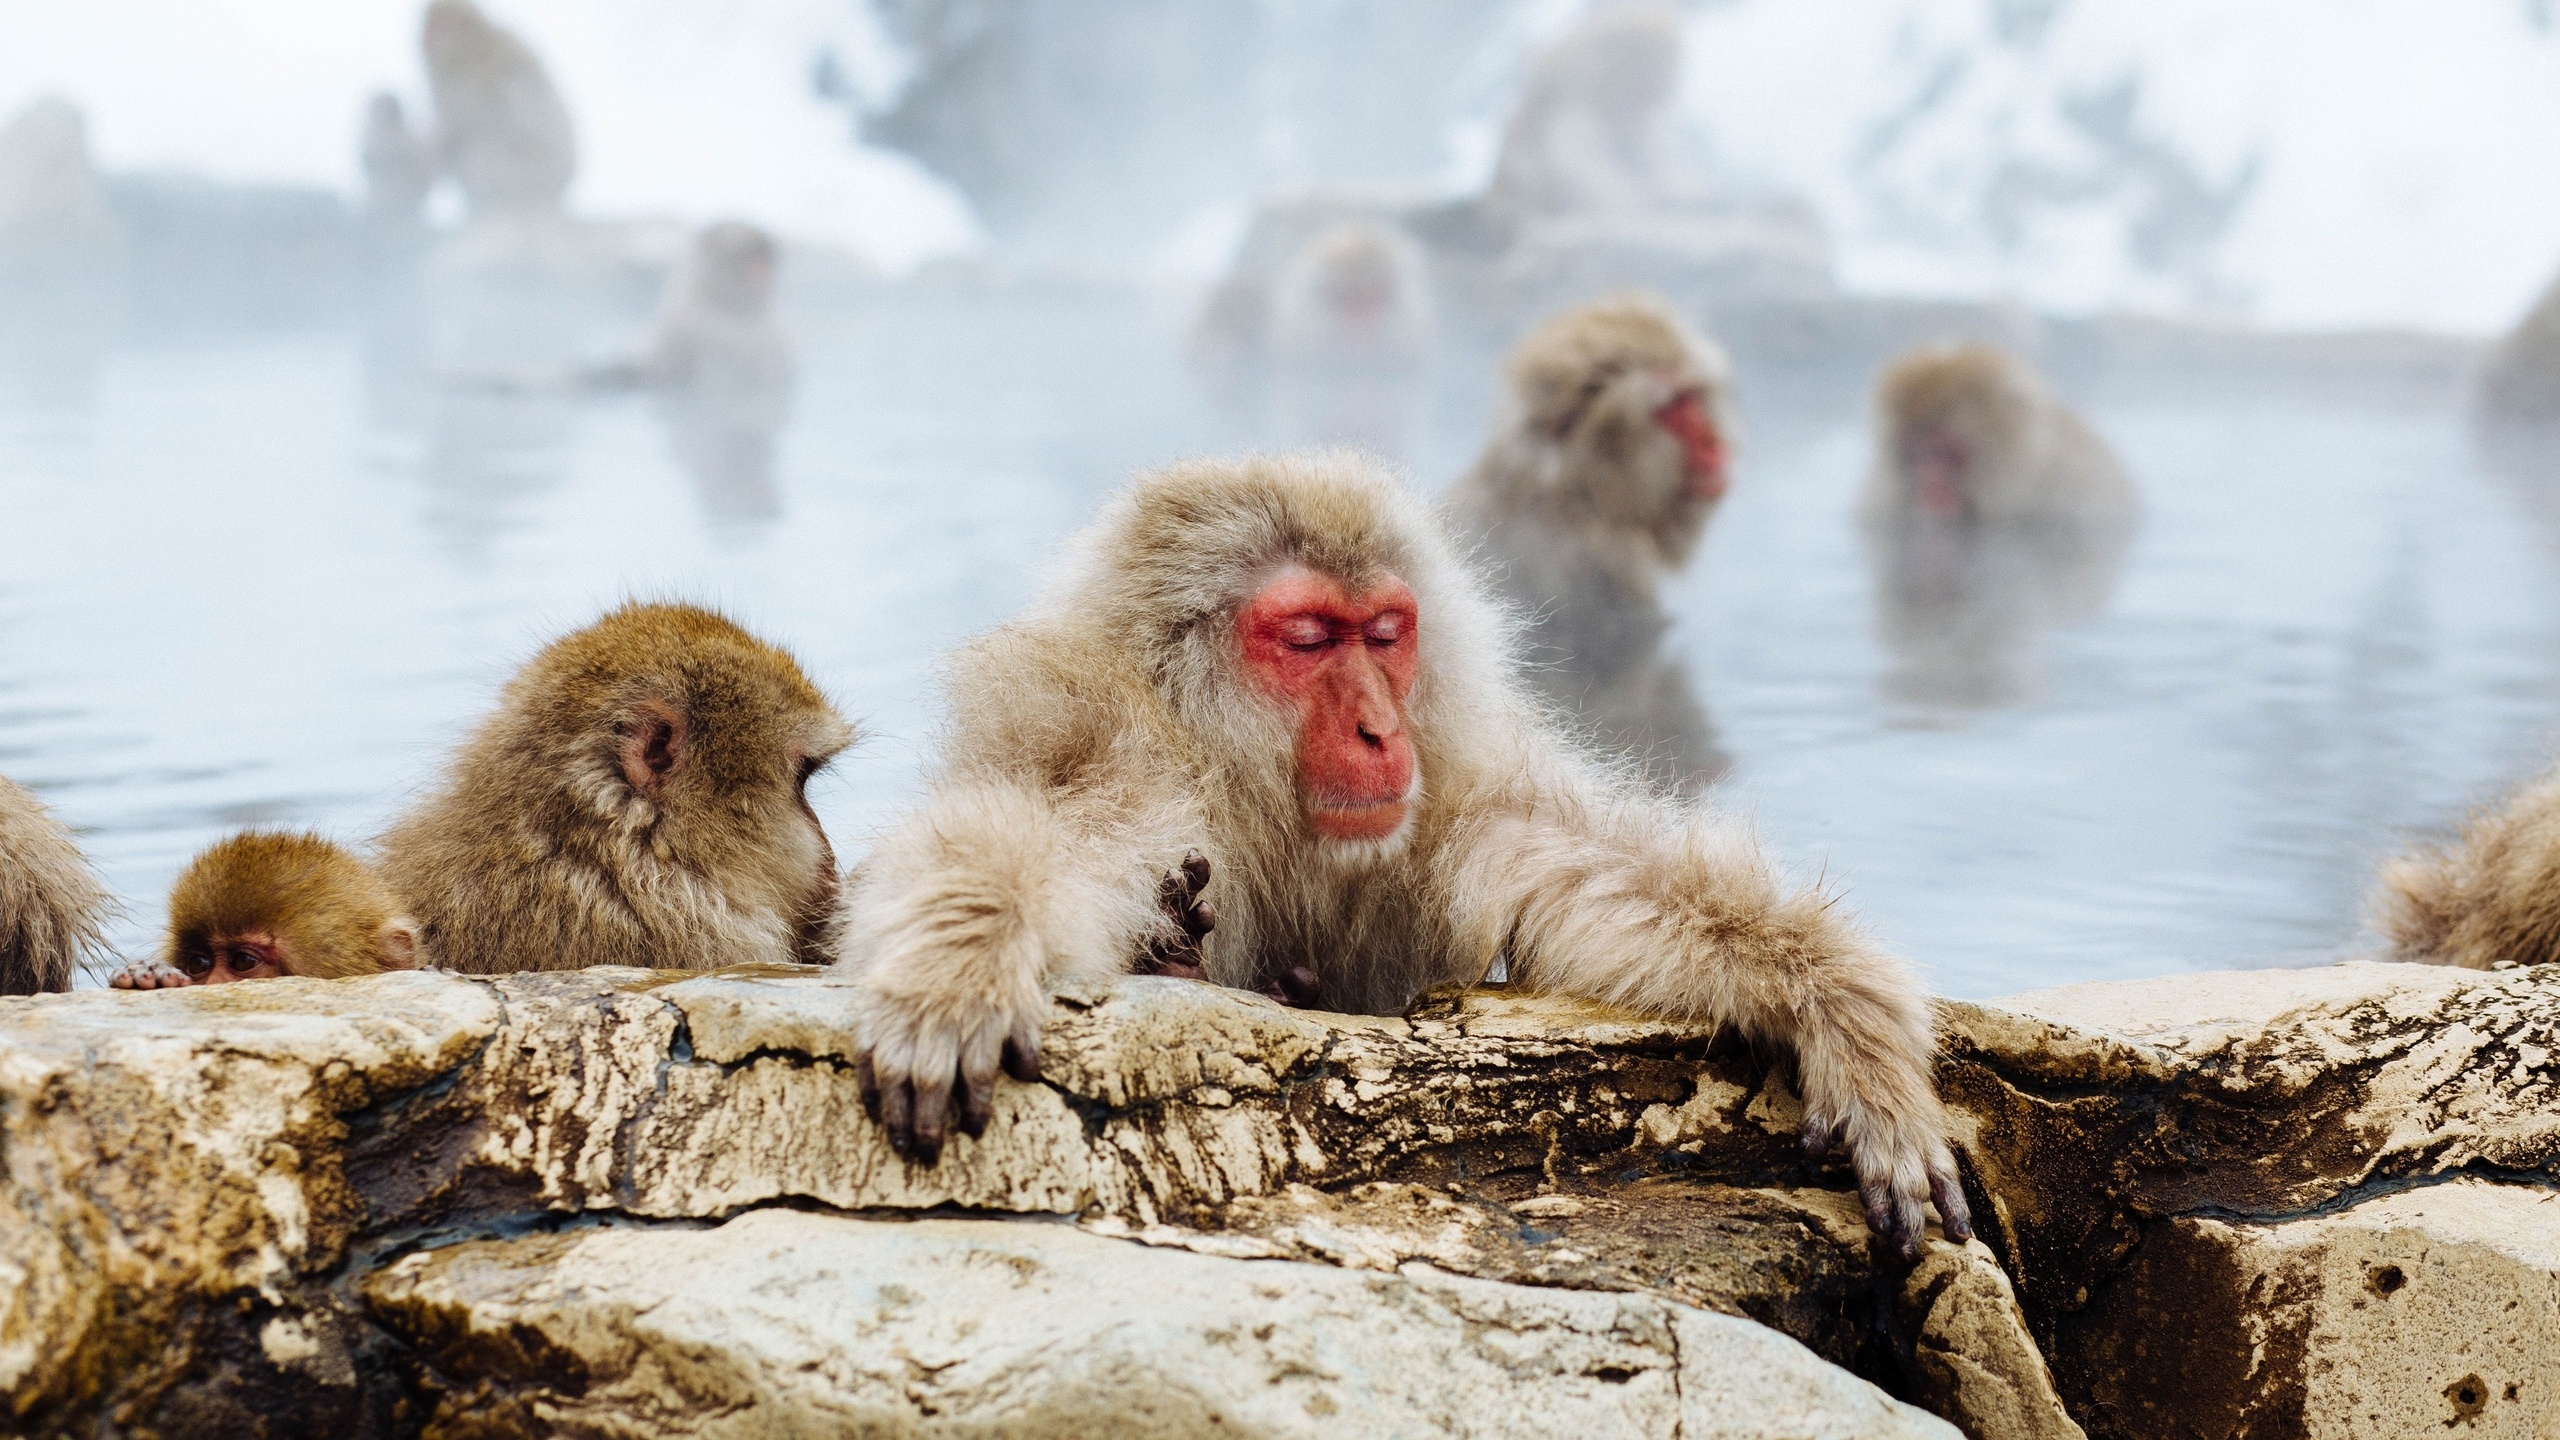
[
  {"x1": 1863, "y1": 343, "x2": 2135, "y2": 707},
  {"x1": 110, "y1": 833, "x2": 417, "y2": 990},
  {"x1": 1264, "y1": 221, "x2": 1434, "y2": 458},
  {"x1": 2373, "y1": 767, "x2": 2560, "y2": 970},
  {"x1": 0, "y1": 775, "x2": 110, "y2": 995},
  {"x1": 0, "y1": 96, "x2": 119, "y2": 278},
  {"x1": 2475, "y1": 268, "x2": 2560, "y2": 425},
  {"x1": 378, "y1": 602, "x2": 853, "y2": 973},
  {"x1": 1483, "y1": 4, "x2": 1686, "y2": 226},
  {"x1": 421, "y1": 0, "x2": 577, "y2": 222},
  {"x1": 360, "y1": 92, "x2": 437, "y2": 226},
  {"x1": 1445, "y1": 296, "x2": 1735, "y2": 794},
  {"x1": 837, "y1": 452, "x2": 1970, "y2": 1260}
]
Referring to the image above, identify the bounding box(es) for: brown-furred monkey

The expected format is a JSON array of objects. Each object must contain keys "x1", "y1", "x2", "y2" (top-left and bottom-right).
[
  {"x1": 838, "y1": 451, "x2": 1970, "y2": 1260},
  {"x1": 1446, "y1": 294, "x2": 1735, "y2": 794},
  {"x1": 111, "y1": 831, "x2": 418, "y2": 989},
  {"x1": 0, "y1": 773, "x2": 110, "y2": 995},
  {"x1": 379, "y1": 602, "x2": 853, "y2": 973},
  {"x1": 1863, "y1": 342, "x2": 2135, "y2": 707}
]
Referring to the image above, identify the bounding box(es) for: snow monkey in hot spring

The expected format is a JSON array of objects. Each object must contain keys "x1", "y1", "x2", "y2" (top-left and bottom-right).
[{"x1": 835, "y1": 451, "x2": 1972, "y2": 1261}]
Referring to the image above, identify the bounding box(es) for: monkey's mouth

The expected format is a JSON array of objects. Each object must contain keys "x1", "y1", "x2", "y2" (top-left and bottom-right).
[{"x1": 1308, "y1": 796, "x2": 1410, "y2": 842}]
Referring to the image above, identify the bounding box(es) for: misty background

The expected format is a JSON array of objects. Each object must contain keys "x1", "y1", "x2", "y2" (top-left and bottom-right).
[
  {"x1": 6, "y1": 0, "x2": 2557, "y2": 330},
  {"x1": 10, "y1": 0, "x2": 2560, "y2": 997}
]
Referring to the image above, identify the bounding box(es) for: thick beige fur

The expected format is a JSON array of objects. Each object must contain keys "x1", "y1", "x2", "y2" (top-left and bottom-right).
[
  {"x1": 1445, "y1": 295, "x2": 1733, "y2": 789},
  {"x1": 0, "y1": 774, "x2": 109, "y2": 994},
  {"x1": 379, "y1": 602, "x2": 854, "y2": 974},
  {"x1": 842, "y1": 451, "x2": 1961, "y2": 1240},
  {"x1": 1863, "y1": 342, "x2": 2133, "y2": 525},
  {"x1": 2374, "y1": 767, "x2": 2560, "y2": 969}
]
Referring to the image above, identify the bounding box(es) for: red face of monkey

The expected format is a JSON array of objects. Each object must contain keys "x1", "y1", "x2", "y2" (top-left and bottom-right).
[
  {"x1": 1652, "y1": 387, "x2": 1727, "y2": 502},
  {"x1": 1237, "y1": 566, "x2": 1420, "y2": 845},
  {"x1": 1900, "y1": 427, "x2": 1970, "y2": 518}
]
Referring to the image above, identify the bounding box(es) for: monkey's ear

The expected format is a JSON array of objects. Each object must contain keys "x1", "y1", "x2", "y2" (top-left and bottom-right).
[
  {"x1": 377, "y1": 916, "x2": 421, "y2": 971},
  {"x1": 619, "y1": 701, "x2": 688, "y2": 799}
]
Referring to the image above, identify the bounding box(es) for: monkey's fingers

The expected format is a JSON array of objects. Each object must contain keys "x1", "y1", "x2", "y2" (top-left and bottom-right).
[
  {"x1": 1178, "y1": 848, "x2": 1211, "y2": 896},
  {"x1": 1188, "y1": 898, "x2": 1216, "y2": 943},
  {"x1": 1001, "y1": 1031, "x2": 1043, "y2": 1084},
  {"x1": 856, "y1": 1053, "x2": 882, "y2": 1119},
  {"x1": 1798, "y1": 1116, "x2": 1843, "y2": 1185},
  {"x1": 1261, "y1": 964, "x2": 1323, "y2": 1009},
  {"x1": 1929, "y1": 1159, "x2": 1975, "y2": 1245},
  {"x1": 879, "y1": 1078, "x2": 914, "y2": 1156},
  {"x1": 906, "y1": 1069, "x2": 954, "y2": 1165},
  {"x1": 1861, "y1": 1175, "x2": 1927, "y2": 1268}
]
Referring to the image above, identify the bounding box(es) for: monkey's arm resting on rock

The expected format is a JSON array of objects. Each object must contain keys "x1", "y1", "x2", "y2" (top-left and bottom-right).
[
  {"x1": 1441, "y1": 787, "x2": 1972, "y2": 1264},
  {"x1": 837, "y1": 760, "x2": 1201, "y2": 1162}
]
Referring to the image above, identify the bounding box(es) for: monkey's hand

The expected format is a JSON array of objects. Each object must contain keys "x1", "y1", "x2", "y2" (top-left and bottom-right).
[
  {"x1": 109, "y1": 960, "x2": 195, "y2": 990},
  {"x1": 1259, "y1": 964, "x2": 1324, "y2": 1008},
  {"x1": 1800, "y1": 1082, "x2": 1973, "y2": 1268},
  {"x1": 853, "y1": 941, "x2": 1048, "y2": 1167},
  {"x1": 1131, "y1": 850, "x2": 1215, "y2": 981}
]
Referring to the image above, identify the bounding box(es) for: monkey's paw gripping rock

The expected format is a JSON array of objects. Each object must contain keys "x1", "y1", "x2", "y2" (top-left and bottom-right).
[{"x1": 3, "y1": 961, "x2": 2557, "y2": 1438}]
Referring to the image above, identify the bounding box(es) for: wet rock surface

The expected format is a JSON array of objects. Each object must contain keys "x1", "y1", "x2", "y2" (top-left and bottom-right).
[{"x1": 0, "y1": 959, "x2": 2552, "y2": 1438}]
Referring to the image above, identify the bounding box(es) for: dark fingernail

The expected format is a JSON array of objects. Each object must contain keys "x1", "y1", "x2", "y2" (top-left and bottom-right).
[
  {"x1": 962, "y1": 1075, "x2": 994, "y2": 1138},
  {"x1": 1002, "y1": 1037, "x2": 1042, "y2": 1083},
  {"x1": 1192, "y1": 900, "x2": 1216, "y2": 936},
  {"x1": 1182, "y1": 850, "x2": 1210, "y2": 889}
]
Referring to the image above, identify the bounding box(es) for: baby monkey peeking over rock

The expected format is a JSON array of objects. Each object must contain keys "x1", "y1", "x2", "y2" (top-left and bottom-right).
[{"x1": 113, "y1": 832, "x2": 417, "y2": 989}]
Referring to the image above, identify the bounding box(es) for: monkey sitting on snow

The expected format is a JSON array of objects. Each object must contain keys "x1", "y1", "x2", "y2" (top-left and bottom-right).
[
  {"x1": 1863, "y1": 342, "x2": 2136, "y2": 707},
  {"x1": 837, "y1": 450, "x2": 1971, "y2": 1262},
  {"x1": 1445, "y1": 294, "x2": 1735, "y2": 795}
]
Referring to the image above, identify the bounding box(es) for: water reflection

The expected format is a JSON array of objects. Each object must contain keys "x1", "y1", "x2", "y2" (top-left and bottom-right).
[
  {"x1": 4, "y1": 284, "x2": 2558, "y2": 997},
  {"x1": 1865, "y1": 512, "x2": 2133, "y2": 709}
]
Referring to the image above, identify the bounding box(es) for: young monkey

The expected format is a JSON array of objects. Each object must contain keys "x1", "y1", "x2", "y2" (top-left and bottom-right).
[{"x1": 112, "y1": 831, "x2": 419, "y2": 989}]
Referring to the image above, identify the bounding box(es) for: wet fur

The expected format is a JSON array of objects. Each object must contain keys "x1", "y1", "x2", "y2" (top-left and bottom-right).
[
  {"x1": 0, "y1": 775, "x2": 110, "y2": 994},
  {"x1": 1444, "y1": 295, "x2": 1734, "y2": 785},
  {"x1": 1863, "y1": 342, "x2": 2133, "y2": 526},
  {"x1": 379, "y1": 601, "x2": 853, "y2": 973},
  {"x1": 841, "y1": 452, "x2": 1959, "y2": 1234},
  {"x1": 2375, "y1": 767, "x2": 2560, "y2": 968}
]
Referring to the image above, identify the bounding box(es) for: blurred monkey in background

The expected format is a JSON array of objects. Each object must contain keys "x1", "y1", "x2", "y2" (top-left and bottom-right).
[
  {"x1": 1482, "y1": 5, "x2": 1687, "y2": 227},
  {"x1": 421, "y1": 0, "x2": 577, "y2": 224},
  {"x1": 1863, "y1": 342, "x2": 2135, "y2": 707},
  {"x1": 1266, "y1": 220, "x2": 1435, "y2": 459},
  {"x1": 1446, "y1": 295, "x2": 1735, "y2": 794}
]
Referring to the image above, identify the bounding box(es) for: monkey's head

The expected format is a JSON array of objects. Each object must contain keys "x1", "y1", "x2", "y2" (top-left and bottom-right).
[
  {"x1": 420, "y1": 0, "x2": 500, "y2": 67},
  {"x1": 1875, "y1": 342, "x2": 2040, "y2": 522},
  {"x1": 688, "y1": 221, "x2": 780, "y2": 319},
  {"x1": 1544, "y1": 3, "x2": 1682, "y2": 124},
  {"x1": 163, "y1": 831, "x2": 417, "y2": 984},
  {"x1": 1075, "y1": 454, "x2": 1513, "y2": 864},
  {"x1": 497, "y1": 602, "x2": 854, "y2": 952},
  {"x1": 1502, "y1": 294, "x2": 1734, "y2": 560},
  {"x1": 1279, "y1": 222, "x2": 1423, "y2": 345}
]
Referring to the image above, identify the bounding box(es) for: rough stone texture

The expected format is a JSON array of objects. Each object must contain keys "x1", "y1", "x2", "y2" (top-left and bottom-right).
[
  {"x1": 1944, "y1": 962, "x2": 2560, "y2": 1439},
  {"x1": 2, "y1": 957, "x2": 2554, "y2": 1439},
  {"x1": 362, "y1": 1208, "x2": 1955, "y2": 1440}
]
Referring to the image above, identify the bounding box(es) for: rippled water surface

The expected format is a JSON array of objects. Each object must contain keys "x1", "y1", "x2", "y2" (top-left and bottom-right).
[{"x1": 5, "y1": 285, "x2": 2554, "y2": 998}]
